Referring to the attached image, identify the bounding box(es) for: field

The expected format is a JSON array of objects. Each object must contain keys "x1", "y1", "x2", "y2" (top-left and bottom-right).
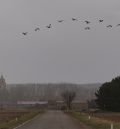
[
  {"x1": 0, "y1": 110, "x2": 29, "y2": 123},
  {"x1": 68, "y1": 111, "x2": 120, "y2": 129},
  {"x1": 91, "y1": 112, "x2": 120, "y2": 122},
  {"x1": 0, "y1": 110, "x2": 41, "y2": 129}
]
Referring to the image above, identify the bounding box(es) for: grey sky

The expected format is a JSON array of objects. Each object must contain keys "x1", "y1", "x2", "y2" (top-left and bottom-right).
[{"x1": 1, "y1": 0, "x2": 120, "y2": 83}]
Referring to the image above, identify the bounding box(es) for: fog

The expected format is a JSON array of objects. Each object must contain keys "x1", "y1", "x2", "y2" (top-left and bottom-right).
[{"x1": 0, "y1": 0, "x2": 120, "y2": 83}]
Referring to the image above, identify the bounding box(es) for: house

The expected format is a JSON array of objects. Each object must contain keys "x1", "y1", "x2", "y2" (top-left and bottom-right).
[
  {"x1": 17, "y1": 101, "x2": 48, "y2": 109},
  {"x1": 71, "y1": 101, "x2": 88, "y2": 111}
]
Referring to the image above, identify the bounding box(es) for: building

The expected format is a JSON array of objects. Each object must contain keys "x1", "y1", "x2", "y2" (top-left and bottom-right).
[
  {"x1": 72, "y1": 101, "x2": 88, "y2": 111},
  {"x1": 0, "y1": 74, "x2": 9, "y2": 110},
  {"x1": 0, "y1": 74, "x2": 6, "y2": 88},
  {"x1": 17, "y1": 101, "x2": 48, "y2": 109}
]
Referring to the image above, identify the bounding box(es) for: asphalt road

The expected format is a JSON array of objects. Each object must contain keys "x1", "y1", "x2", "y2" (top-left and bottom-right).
[{"x1": 15, "y1": 110, "x2": 92, "y2": 129}]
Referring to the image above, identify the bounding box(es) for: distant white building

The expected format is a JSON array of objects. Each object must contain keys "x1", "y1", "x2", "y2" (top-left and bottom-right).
[
  {"x1": 17, "y1": 101, "x2": 48, "y2": 109},
  {"x1": 17, "y1": 101, "x2": 48, "y2": 105}
]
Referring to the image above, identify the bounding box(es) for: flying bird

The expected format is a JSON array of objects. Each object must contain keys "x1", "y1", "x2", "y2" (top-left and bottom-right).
[
  {"x1": 58, "y1": 20, "x2": 64, "y2": 23},
  {"x1": 22, "y1": 32, "x2": 28, "y2": 35},
  {"x1": 72, "y1": 18, "x2": 78, "y2": 21},
  {"x1": 46, "y1": 24, "x2": 52, "y2": 28},
  {"x1": 99, "y1": 20, "x2": 104, "y2": 23},
  {"x1": 85, "y1": 21, "x2": 90, "y2": 24},
  {"x1": 107, "y1": 25, "x2": 112, "y2": 28},
  {"x1": 84, "y1": 27, "x2": 90, "y2": 30},
  {"x1": 35, "y1": 28, "x2": 40, "y2": 31},
  {"x1": 117, "y1": 24, "x2": 120, "y2": 26}
]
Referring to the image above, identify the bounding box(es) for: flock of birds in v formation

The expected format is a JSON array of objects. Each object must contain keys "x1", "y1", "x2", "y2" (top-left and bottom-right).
[{"x1": 22, "y1": 18, "x2": 120, "y2": 35}]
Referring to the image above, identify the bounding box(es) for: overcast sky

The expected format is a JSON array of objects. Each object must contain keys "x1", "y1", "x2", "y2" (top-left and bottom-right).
[{"x1": 1, "y1": 0, "x2": 120, "y2": 84}]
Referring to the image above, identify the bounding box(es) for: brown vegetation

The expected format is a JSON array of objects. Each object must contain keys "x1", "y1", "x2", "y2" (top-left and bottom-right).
[
  {"x1": 91, "y1": 112, "x2": 120, "y2": 122},
  {"x1": 0, "y1": 110, "x2": 29, "y2": 123}
]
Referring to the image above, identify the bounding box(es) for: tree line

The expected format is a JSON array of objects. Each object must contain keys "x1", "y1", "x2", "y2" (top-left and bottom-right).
[{"x1": 95, "y1": 76, "x2": 120, "y2": 111}]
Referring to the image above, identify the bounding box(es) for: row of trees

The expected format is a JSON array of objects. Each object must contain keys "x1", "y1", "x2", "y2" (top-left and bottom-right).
[
  {"x1": 95, "y1": 76, "x2": 120, "y2": 111},
  {"x1": 0, "y1": 84, "x2": 77, "y2": 110},
  {"x1": 2, "y1": 75, "x2": 120, "y2": 111}
]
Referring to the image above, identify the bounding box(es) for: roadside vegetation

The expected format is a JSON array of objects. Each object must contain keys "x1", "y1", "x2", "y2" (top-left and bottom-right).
[
  {"x1": 95, "y1": 76, "x2": 120, "y2": 112},
  {"x1": 68, "y1": 111, "x2": 120, "y2": 129},
  {"x1": 0, "y1": 110, "x2": 43, "y2": 129}
]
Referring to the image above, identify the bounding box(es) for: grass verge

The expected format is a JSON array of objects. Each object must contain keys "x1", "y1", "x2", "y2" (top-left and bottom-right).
[
  {"x1": 0, "y1": 110, "x2": 44, "y2": 129},
  {"x1": 67, "y1": 112, "x2": 120, "y2": 129}
]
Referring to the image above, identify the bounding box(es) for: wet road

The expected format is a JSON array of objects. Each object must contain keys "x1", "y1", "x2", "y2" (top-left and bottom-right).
[{"x1": 14, "y1": 110, "x2": 92, "y2": 129}]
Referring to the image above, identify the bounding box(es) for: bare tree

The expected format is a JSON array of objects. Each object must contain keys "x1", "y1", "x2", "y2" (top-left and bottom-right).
[{"x1": 62, "y1": 90, "x2": 76, "y2": 110}]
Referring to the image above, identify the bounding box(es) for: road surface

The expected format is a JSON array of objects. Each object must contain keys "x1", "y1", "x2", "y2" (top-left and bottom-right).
[{"x1": 15, "y1": 110, "x2": 92, "y2": 129}]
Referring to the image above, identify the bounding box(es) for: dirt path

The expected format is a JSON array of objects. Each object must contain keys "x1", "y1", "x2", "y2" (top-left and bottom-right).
[{"x1": 15, "y1": 110, "x2": 92, "y2": 129}]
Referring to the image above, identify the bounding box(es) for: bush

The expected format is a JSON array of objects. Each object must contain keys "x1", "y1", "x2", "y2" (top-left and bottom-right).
[{"x1": 95, "y1": 76, "x2": 120, "y2": 111}]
